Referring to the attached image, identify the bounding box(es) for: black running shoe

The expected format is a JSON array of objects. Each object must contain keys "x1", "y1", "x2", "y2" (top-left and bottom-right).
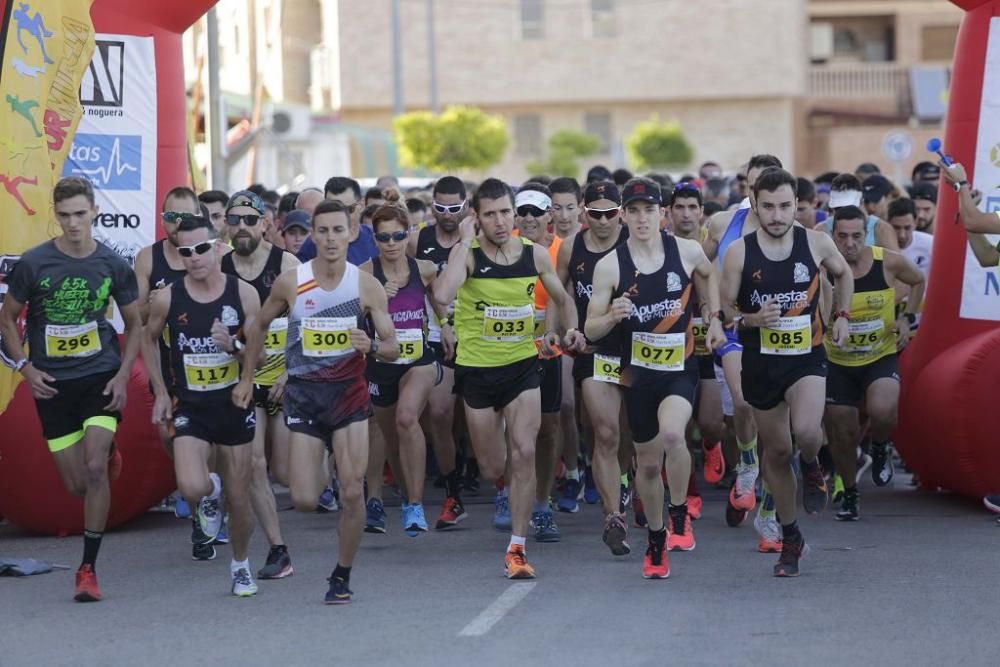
[
  {"x1": 835, "y1": 490, "x2": 860, "y2": 522},
  {"x1": 725, "y1": 498, "x2": 748, "y2": 527},
  {"x1": 258, "y1": 545, "x2": 293, "y2": 579},
  {"x1": 192, "y1": 542, "x2": 217, "y2": 561},
  {"x1": 191, "y1": 519, "x2": 214, "y2": 547},
  {"x1": 325, "y1": 576, "x2": 352, "y2": 605},
  {"x1": 870, "y1": 442, "x2": 894, "y2": 487},
  {"x1": 715, "y1": 467, "x2": 737, "y2": 491},
  {"x1": 801, "y1": 457, "x2": 829, "y2": 514},
  {"x1": 773, "y1": 535, "x2": 809, "y2": 577}
]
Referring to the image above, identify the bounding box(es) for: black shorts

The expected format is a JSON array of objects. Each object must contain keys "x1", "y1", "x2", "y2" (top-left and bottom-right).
[
  {"x1": 173, "y1": 396, "x2": 256, "y2": 447},
  {"x1": 572, "y1": 351, "x2": 624, "y2": 386},
  {"x1": 367, "y1": 358, "x2": 442, "y2": 408},
  {"x1": 455, "y1": 356, "x2": 542, "y2": 411},
  {"x1": 741, "y1": 348, "x2": 828, "y2": 411},
  {"x1": 284, "y1": 377, "x2": 372, "y2": 450},
  {"x1": 539, "y1": 356, "x2": 563, "y2": 414},
  {"x1": 697, "y1": 355, "x2": 715, "y2": 380},
  {"x1": 429, "y1": 341, "x2": 456, "y2": 370},
  {"x1": 254, "y1": 384, "x2": 282, "y2": 416},
  {"x1": 622, "y1": 364, "x2": 698, "y2": 444},
  {"x1": 34, "y1": 370, "x2": 120, "y2": 452},
  {"x1": 826, "y1": 354, "x2": 899, "y2": 406}
]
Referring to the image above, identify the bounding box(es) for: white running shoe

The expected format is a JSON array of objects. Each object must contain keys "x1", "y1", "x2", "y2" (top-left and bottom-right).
[{"x1": 231, "y1": 567, "x2": 258, "y2": 597}]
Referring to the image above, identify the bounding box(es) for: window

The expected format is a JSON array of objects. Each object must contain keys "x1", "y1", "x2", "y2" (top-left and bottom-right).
[
  {"x1": 590, "y1": 0, "x2": 616, "y2": 38},
  {"x1": 520, "y1": 0, "x2": 544, "y2": 40},
  {"x1": 514, "y1": 114, "x2": 542, "y2": 157},
  {"x1": 584, "y1": 112, "x2": 612, "y2": 153},
  {"x1": 921, "y1": 25, "x2": 958, "y2": 61}
]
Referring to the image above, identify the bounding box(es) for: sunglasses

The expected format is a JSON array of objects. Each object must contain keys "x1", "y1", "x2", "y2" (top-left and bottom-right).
[
  {"x1": 674, "y1": 182, "x2": 700, "y2": 193},
  {"x1": 585, "y1": 207, "x2": 620, "y2": 220},
  {"x1": 177, "y1": 239, "x2": 218, "y2": 258},
  {"x1": 162, "y1": 211, "x2": 205, "y2": 224},
  {"x1": 374, "y1": 230, "x2": 408, "y2": 243},
  {"x1": 433, "y1": 201, "x2": 465, "y2": 215},
  {"x1": 226, "y1": 213, "x2": 261, "y2": 227}
]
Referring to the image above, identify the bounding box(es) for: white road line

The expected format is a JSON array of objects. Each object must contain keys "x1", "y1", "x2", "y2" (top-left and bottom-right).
[{"x1": 458, "y1": 582, "x2": 537, "y2": 637}]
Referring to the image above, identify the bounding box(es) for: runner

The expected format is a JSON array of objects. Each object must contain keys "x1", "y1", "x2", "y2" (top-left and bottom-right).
[
  {"x1": 0, "y1": 176, "x2": 141, "y2": 602},
  {"x1": 233, "y1": 198, "x2": 399, "y2": 604},
  {"x1": 143, "y1": 215, "x2": 262, "y2": 596},
  {"x1": 817, "y1": 174, "x2": 900, "y2": 250},
  {"x1": 220, "y1": 190, "x2": 298, "y2": 579},
  {"x1": 587, "y1": 176, "x2": 726, "y2": 579},
  {"x1": 720, "y1": 166, "x2": 854, "y2": 577},
  {"x1": 434, "y1": 178, "x2": 582, "y2": 579},
  {"x1": 823, "y1": 205, "x2": 924, "y2": 520}
]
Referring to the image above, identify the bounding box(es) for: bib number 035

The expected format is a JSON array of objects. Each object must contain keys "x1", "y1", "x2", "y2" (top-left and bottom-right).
[{"x1": 301, "y1": 317, "x2": 355, "y2": 358}]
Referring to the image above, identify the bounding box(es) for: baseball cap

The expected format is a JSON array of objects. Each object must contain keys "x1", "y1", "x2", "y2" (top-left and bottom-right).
[
  {"x1": 912, "y1": 161, "x2": 940, "y2": 181},
  {"x1": 583, "y1": 180, "x2": 622, "y2": 206},
  {"x1": 586, "y1": 165, "x2": 613, "y2": 183},
  {"x1": 910, "y1": 182, "x2": 937, "y2": 204},
  {"x1": 282, "y1": 209, "x2": 311, "y2": 233},
  {"x1": 514, "y1": 189, "x2": 552, "y2": 211},
  {"x1": 226, "y1": 190, "x2": 266, "y2": 214},
  {"x1": 621, "y1": 180, "x2": 662, "y2": 206},
  {"x1": 861, "y1": 175, "x2": 892, "y2": 203}
]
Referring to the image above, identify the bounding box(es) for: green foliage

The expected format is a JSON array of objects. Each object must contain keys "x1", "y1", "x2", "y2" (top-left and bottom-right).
[
  {"x1": 625, "y1": 117, "x2": 693, "y2": 171},
  {"x1": 526, "y1": 129, "x2": 601, "y2": 179},
  {"x1": 394, "y1": 106, "x2": 508, "y2": 172}
]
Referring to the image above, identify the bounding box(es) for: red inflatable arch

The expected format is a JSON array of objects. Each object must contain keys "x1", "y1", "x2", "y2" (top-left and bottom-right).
[
  {"x1": 897, "y1": 0, "x2": 1000, "y2": 496},
  {"x1": 0, "y1": 0, "x2": 216, "y2": 535}
]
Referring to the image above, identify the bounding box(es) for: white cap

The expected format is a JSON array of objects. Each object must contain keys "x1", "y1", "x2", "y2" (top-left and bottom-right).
[
  {"x1": 515, "y1": 189, "x2": 552, "y2": 211},
  {"x1": 829, "y1": 189, "x2": 862, "y2": 209}
]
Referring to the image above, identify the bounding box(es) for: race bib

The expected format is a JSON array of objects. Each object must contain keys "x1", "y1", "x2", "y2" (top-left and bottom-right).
[
  {"x1": 691, "y1": 317, "x2": 709, "y2": 356},
  {"x1": 45, "y1": 322, "x2": 101, "y2": 358},
  {"x1": 533, "y1": 309, "x2": 546, "y2": 341},
  {"x1": 481, "y1": 305, "x2": 533, "y2": 342},
  {"x1": 390, "y1": 328, "x2": 424, "y2": 365},
  {"x1": 761, "y1": 315, "x2": 811, "y2": 356},
  {"x1": 844, "y1": 319, "x2": 884, "y2": 353},
  {"x1": 593, "y1": 353, "x2": 622, "y2": 384},
  {"x1": 631, "y1": 331, "x2": 685, "y2": 372},
  {"x1": 265, "y1": 317, "x2": 288, "y2": 355},
  {"x1": 301, "y1": 317, "x2": 355, "y2": 358},
  {"x1": 183, "y1": 352, "x2": 238, "y2": 392}
]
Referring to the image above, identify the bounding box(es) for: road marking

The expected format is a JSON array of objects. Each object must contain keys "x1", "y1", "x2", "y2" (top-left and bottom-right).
[{"x1": 458, "y1": 582, "x2": 537, "y2": 637}]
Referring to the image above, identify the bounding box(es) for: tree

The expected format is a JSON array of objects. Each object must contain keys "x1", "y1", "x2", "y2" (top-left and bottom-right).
[
  {"x1": 394, "y1": 106, "x2": 509, "y2": 172},
  {"x1": 625, "y1": 117, "x2": 693, "y2": 171},
  {"x1": 525, "y1": 129, "x2": 601, "y2": 180}
]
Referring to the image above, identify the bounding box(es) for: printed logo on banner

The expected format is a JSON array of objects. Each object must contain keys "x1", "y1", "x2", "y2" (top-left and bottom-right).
[
  {"x1": 80, "y1": 40, "x2": 125, "y2": 108},
  {"x1": 62, "y1": 134, "x2": 141, "y2": 190}
]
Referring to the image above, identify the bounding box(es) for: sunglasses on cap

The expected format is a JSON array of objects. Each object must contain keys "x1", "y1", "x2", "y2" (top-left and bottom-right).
[
  {"x1": 585, "y1": 206, "x2": 620, "y2": 220},
  {"x1": 162, "y1": 211, "x2": 205, "y2": 224},
  {"x1": 177, "y1": 239, "x2": 218, "y2": 258},
  {"x1": 674, "y1": 182, "x2": 700, "y2": 193},
  {"x1": 226, "y1": 213, "x2": 261, "y2": 227},
  {"x1": 433, "y1": 201, "x2": 465, "y2": 215},
  {"x1": 374, "y1": 230, "x2": 408, "y2": 243},
  {"x1": 516, "y1": 205, "x2": 547, "y2": 218}
]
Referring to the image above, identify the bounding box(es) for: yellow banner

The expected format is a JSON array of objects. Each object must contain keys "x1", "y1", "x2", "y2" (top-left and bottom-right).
[{"x1": 0, "y1": 0, "x2": 95, "y2": 412}]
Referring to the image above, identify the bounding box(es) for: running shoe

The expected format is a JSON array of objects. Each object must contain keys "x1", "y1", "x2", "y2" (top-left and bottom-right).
[
  {"x1": 715, "y1": 467, "x2": 736, "y2": 490},
  {"x1": 619, "y1": 483, "x2": 632, "y2": 514},
  {"x1": 667, "y1": 511, "x2": 696, "y2": 552},
  {"x1": 801, "y1": 459, "x2": 829, "y2": 515},
  {"x1": 583, "y1": 465, "x2": 600, "y2": 505},
  {"x1": 174, "y1": 495, "x2": 192, "y2": 519},
  {"x1": 557, "y1": 478, "x2": 581, "y2": 513},
  {"x1": 725, "y1": 497, "x2": 748, "y2": 527},
  {"x1": 213, "y1": 516, "x2": 230, "y2": 545},
  {"x1": 192, "y1": 542, "x2": 217, "y2": 561},
  {"x1": 325, "y1": 576, "x2": 353, "y2": 604},
  {"x1": 835, "y1": 489, "x2": 860, "y2": 521},
  {"x1": 855, "y1": 452, "x2": 873, "y2": 485},
  {"x1": 435, "y1": 497, "x2": 468, "y2": 530},
  {"x1": 493, "y1": 491, "x2": 512, "y2": 531},
  {"x1": 364, "y1": 497, "x2": 386, "y2": 534},
  {"x1": 773, "y1": 536, "x2": 810, "y2": 578},
  {"x1": 504, "y1": 545, "x2": 536, "y2": 579},
  {"x1": 832, "y1": 474, "x2": 845, "y2": 504},
  {"x1": 602, "y1": 512, "x2": 631, "y2": 556},
  {"x1": 687, "y1": 495, "x2": 703, "y2": 520},
  {"x1": 531, "y1": 509, "x2": 561, "y2": 543},
  {"x1": 703, "y1": 441, "x2": 725, "y2": 484},
  {"x1": 190, "y1": 517, "x2": 213, "y2": 547},
  {"x1": 633, "y1": 495, "x2": 648, "y2": 528},
  {"x1": 316, "y1": 485, "x2": 339, "y2": 513},
  {"x1": 74, "y1": 564, "x2": 102, "y2": 602},
  {"x1": 403, "y1": 503, "x2": 429, "y2": 537},
  {"x1": 258, "y1": 545, "x2": 293, "y2": 579},
  {"x1": 642, "y1": 534, "x2": 670, "y2": 579},
  {"x1": 983, "y1": 495, "x2": 1000, "y2": 514},
  {"x1": 231, "y1": 567, "x2": 258, "y2": 597},
  {"x1": 108, "y1": 446, "x2": 123, "y2": 482},
  {"x1": 197, "y1": 500, "x2": 223, "y2": 543},
  {"x1": 870, "y1": 442, "x2": 894, "y2": 487},
  {"x1": 754, "y1": 513, "x2": 782, "y2": 553},
  {"x1": 729, "y1": 462, "x2": 758, "y2": 511}
]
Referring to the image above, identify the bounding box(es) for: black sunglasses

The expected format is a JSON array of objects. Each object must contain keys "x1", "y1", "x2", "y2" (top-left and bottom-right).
[
  {"x1": 162, "y1": 211, "x2": 205, "y2": 224},
  {"x1": 585, "y1": 207, "x2": 619, "y2": 220},
  {"x1": 374, "y1": 230, "x2": 408, "y2": 243},
  {"x1": 517, "y1": 205, "x2": 546, "y2": 218},
  {"x1": 226, "y1": 214, "x2": 261, "y2": 227},
  {"x1": 433, "y1": 201, "x2": 465, "y2": 215},
  {"x1": 674, "y1": 182, "x2": 700, "y2": 193},
  {"x1": 177, "y1": 240, "x2": 218, "y2": 258}
]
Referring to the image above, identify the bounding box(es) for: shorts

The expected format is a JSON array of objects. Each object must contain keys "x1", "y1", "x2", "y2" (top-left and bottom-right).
[
  {"x1": 173, "y1": 396, "x2": 256, "y2": 447},
  {"x1": 254, "y1": 384, "x2": 282, "y2": 416},
  {"x1": 622, "y1": 363, "x2": 698, "y2": 444},
  {"x1": 572, "y1": 351, "x2": 624, "y2": 386},
  {"x1": 455, "y1": 356, "x2": 542, "y2": 412},
  {"x1": 713, "y1": 360, "x2": 734, "y2": 417},
  {"x1": 715, "y1": 329, "x2": 743, "y2": 358},
  {"x1": 284, "y1": 376, "x2": 372, "y2": 449},
  {"x1": 697, "y1": 355, "x2": 715, "y2": 380},
  {"x1": 826, "y1": 355, "x2": 899, "y2": 406},
  {"x1": 539, "y1": 356, "x2": 563, "y2": 414},
  {"x1": 34, "y1": 370, "x2": 120, "y2": 452},
  {"x1": 429, "y1": 341, "x2": 456, "y2": 370},
  {"x1": 741, "y1": 348, "x2": 827, "y2": 412},
  {"x1": 368, "y1": 359, "x2": 443, "y2": 408}
]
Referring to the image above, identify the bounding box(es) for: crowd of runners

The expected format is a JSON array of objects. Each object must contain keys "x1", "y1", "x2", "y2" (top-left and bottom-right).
[{"x1": 3, "y1": 154, "x2": 998, "y2": 604}]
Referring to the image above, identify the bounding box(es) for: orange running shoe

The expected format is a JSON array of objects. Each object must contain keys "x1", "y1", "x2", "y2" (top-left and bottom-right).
[
  {"x1": 504, "y1": 545, "x2": 536, "y2": 579},
  {"x1": 642, "y1": 534, "x2": 670, "y2": 579},
  {"x1": 108, "y1": 446, "x2": 123, "y2": 482},
  {"x1": 703, "y1": 441, "x2": 724, "y2": 484},
  {"x1": 729, "y1": 462, "x2": 758, "y2": 512},
  {"x1": 687, "y1": 495, "x2": 703, "y2": 520},
  {"x1": 754, "y1": 513, "x2": 782, "y2": 553},
  {"x1": 667, "y1": 511, "x2": 696, "y2": 551},
  {"x1": 74, "y1": 564, "x2": 102, "y2": 602},
  {"x1": 435, "y1": 497, "x2": 467, "y2": 530}
]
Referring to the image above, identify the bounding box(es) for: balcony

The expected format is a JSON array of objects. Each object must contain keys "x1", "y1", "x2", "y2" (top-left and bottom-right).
[{"x1": 809, "y1": 63, "x2": 907, "y2": 98}]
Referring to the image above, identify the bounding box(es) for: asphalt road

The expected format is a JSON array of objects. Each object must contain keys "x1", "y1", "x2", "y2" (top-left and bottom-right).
[{"x1": 1, "y1": 474, "x2": 998, "y2": 667}]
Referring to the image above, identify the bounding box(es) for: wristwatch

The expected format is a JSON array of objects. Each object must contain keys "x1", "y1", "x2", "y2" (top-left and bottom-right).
[
  {"x1": 370, "y1": 339, "x2": 380, "y2": 356},
  {"x1": 232, "y1": 338, "x2": 245, "y2": 352},
  {"x1": 953, "y1": 180, "x2": 968, "y2": 192},
  {"x1": 904, "y1": 313, "x2": 917, "y2": 326}
]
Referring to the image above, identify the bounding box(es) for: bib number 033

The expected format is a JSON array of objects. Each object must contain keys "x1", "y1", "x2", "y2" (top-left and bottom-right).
[{"x1": 481, "y1": 305, "x2": 533, "y2": 343}]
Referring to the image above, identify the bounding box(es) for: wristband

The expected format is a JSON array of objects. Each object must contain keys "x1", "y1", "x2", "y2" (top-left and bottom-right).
[
  {"x1": 834, "y1": 310, "x2": 851, "y2": 322},
  {"x1": 953, "y1": 180, "x2": 968, "y2": 193},
  {"x1": 706, "y1": 310, "x2": 723, "y2": 323},
  {"x1": 14, "y1": 358, "x2": 30, "y2": 373}
]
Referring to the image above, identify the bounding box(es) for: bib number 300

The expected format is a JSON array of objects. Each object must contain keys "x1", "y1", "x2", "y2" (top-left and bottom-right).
[
  {"x1": 761, "y1": 315, "x2": 811, "y2": 356},
  {"x1": 45, "y1": 322, "x2": 101, "y2": 358},
  {"x1": 301, "y1": 317, "x2": 355, "y2": 358}
]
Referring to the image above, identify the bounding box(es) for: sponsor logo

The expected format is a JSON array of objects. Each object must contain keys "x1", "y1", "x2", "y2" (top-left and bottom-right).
[
  {"x1": 624, "y1": 283, "x2": 639, "y2": 297},
  {"x1": 93, "y1": 211, "x2": 140, "y2": 228},
  {"x1": 479, "y1": 266, "x2": 492, "y2": 274},
  {"x1": 245, "y1": 411, "x2": 256, "y2": 428},
  {"x1": 865, "y1": 294, "x2": 886, "y2": 310},
  {"x1": 748, "y1": 289, "x2": 808, "y2": 309},
  {"x1": 368, "y1": 381, "x2": 380, "y2": 397},
  {"x1": 666, "y1": 272, "x2": 682, "y2": 293},
  {"x1": 575, "y1": 281, "x2": 593, "y2": 300},
  {"x1": 391, "y1": 309, "x2": 425, "y2": 324},
  {"x1": 80, "y1": 40, "x2": 125, "y2": 108},
  {"x1": 63, "y1": 134, "x2": 141, "y2": 190},
  {"x1": 991, "y1": 142, "x2": 1000, "y2": 169},
  {"x1": 221, "y1": 305, "x2": 239, "y2": 326},
  {"x1": 630, "y1": 297, "x2": 683, "y2": 324},
  {"x1": 422, "y1": 247, "x2": 435, "y2": 255},
  {"x1": 793, "y1": 262, "x2": 810, "y2": 284},
  {"x1": 177, "y1": 312, "x2": 189, "y2": 325},
  {"x1": 752, "y1": 269, "x2": 763, "y2": 282},
  {"x1": 286, "y1": 416, "x2": 303, "y2": 425},
  {"x1": 175, "y1": 333, "x2": 220, "y2": 354},
  {"x1": 174, "y1": 415, "x2": 189, "y2": 429},
  {"x1": 575, "y1": 261, "x2": 586, "y2": 274},
  {"x1": 304, "y1": 298, "x2": 316, "y2": 310}
]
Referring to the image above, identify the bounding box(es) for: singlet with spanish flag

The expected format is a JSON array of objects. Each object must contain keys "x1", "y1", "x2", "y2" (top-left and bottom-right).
[
  {"x1": 612, "y1": 232, "x2": 694, "y2": 379},
  {"x1": 455, "y1": 238, "x2": 538, "y2": 368},
  {"x1": 737, "y1": 226, "x2": 824, "y2": 356},
  {"x1": 532, "y1": 236, "x2": 562, "y2": 357},
  {"x1": 825, "y1": 246, "x2": 895, "y2": 367}
]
